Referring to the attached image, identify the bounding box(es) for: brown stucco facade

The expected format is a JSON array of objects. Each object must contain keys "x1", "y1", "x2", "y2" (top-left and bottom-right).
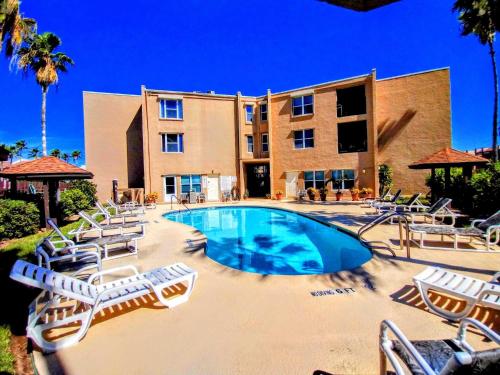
[{"x1": 84, "y1": 67, "x2": 451, "y2": 202}]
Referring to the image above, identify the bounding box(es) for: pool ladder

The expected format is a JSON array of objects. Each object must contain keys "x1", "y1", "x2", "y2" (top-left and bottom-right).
[
  {"x1": 170, "y1": 195, "x2": 192, "y2": 213},
  {"x1": 357, "y1": 211, "x2": 411, "y2": 258}
]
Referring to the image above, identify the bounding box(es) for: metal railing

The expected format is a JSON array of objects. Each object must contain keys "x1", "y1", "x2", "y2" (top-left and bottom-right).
[
  {"x1": 170, "y1": 195, "x2": 191, "y2": 213},
  {"x1": 357, "y1": 211, "x2": 411, "y2": 258}
]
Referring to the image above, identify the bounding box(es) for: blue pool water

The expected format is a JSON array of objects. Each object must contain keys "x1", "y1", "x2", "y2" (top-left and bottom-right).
[{"x1": 164, "y1": 206, "x2": 372, "y2": 275}]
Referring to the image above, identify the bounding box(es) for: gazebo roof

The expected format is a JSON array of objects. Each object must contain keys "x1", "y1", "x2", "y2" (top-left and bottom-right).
[
  {"x1": 319, "y1": 0, "x2": 400, "y2": 11},
  {"x1": 0, "y1": 156, "x2": 93, "y2": 179},
  {"x1": 409, "y1": 147, "x2": 489, "y2": 169}
]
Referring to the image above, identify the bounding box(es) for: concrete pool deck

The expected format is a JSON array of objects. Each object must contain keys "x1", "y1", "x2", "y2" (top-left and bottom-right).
[{"x1": 35, "y1": 200, "x2": 499, "y2": 375}]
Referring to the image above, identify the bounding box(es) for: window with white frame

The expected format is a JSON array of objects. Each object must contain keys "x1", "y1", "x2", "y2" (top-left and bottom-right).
[
  {"x1": 245, "y1": 105, "x2": 254, "y2": 123},
  {"x1": 304, "y1": 171, "x2": 325, "y2": 189},
  {"x1": 294, "y1": 129, "x2": 314, "y2": 149},
  {"x1": 292, "y1": 94, "x2": 314, "y2": 116},
  {"x1": 181, "y1": 175, "x2": 201, "y2": 193},
  {"x1": 331, "y1": 169, "x2": 355, "y2": 189},
  {"x1": 260, "y1": 103, "x2": 268, "y2": 122},
  {"x1": 161, "y1": 133, "x2": 184, "y2": 153},
  {"x1": 246, "y1": 135, "x2": 254, "y2": 153},
  {"x1": 261, "y1": 133, "x2": 269, "y2": 152},
  {"x1": 159, "y1": 99, "x2": 183, "y2": 120}
]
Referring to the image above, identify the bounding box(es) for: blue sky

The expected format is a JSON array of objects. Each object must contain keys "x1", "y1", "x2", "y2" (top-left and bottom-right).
[{"x1": 0, "y1": 0, "x2": 497, "y2": 163}]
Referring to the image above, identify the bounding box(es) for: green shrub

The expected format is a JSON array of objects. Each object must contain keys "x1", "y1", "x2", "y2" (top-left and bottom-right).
[
  {"x1": 59, "y1": 189, "x2": 90, "y2": 218},
  {"x1": 469, "y1": 163, "x2": 500, "y2": 216},
  {"x1": 68, "y1": 180, "x2": 97, "y2": 206},
  {"x1": 0, "y1": 199, "x2": 40, "y2": 239},
  {"x1": 378, "y1": 164, "x2": 393, "y2": 196},
  {"x1": 0, "y1": 326, "x2": 14, "y2": 374}
]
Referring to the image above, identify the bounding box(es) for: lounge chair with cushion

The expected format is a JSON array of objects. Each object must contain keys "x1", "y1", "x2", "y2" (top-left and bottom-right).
[
  {"x1": 413, "y1": 266, "x2": 500, "y2": 320},
  {"x1": 403, "y1": 197, "x2": 458, "y2": 225},
  {"x1": 10, "y1": 259, "x2": 197, "y2": 352},
  {"x1": 47, "y1": 218, "x2": 143, "y2": 261},
  {"x1": 96, "y1": 201, "x2": 143, "y2": 224},
  {"x1": 69, "y1": 211, "x2": 147, "y2": 242},
  {"x1": 363, "y1": 187, "x2": 391, "y2": 206},
  {"x1": 106, "y1": 199, "x2": 145, "y2": 215},
  {"x1": 408, "y1": 210, "x2": 500, "y2": 252},
  {"x1": 373, "y1": 189, "x2": 402, "y2": 210},
  {"x1": 379, "y1": 318, "x2": 500, "y2": 375},
  {"x1": 378, "y1": 193, "x2": 426, "y2": 214}
]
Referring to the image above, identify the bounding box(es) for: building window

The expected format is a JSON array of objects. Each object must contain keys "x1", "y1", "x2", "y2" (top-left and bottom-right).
[
  {"x1": 160, "y1": 99, "x2": 183, "y2": 120},
  {"x1": 332, "y1": 169, "x2": 355, "y2": 189},
  {"x1": 245, "y1": 105, "x2": 254, "y2": 123},
  {"x1": 292, "y1": 94, "x2": 314, "y2": 116},
  {"x1": 261, "y1": 133, "x2": 269, "y2": 152},
  {"x1": 161, "y1": 133, "x2": 184, "y2": 153},
  {"x1": 181, "y1": 175, "x2": 201, "y2": 193},
  {"x1": 336, "y1": 85, "x2": 366, "y2": 117},
  {"x1": 246, "y1": 135, "x2": 254, "y2": 153},
  {"x1": 260, "y1": 103, "x2": 268, "y2": 122},
  {"x1": 294, "y1": 129, "x2": 314, "y2": 149},
  {"x1": 304, "y1": 171, "x2": 325, "y2": 189},
  {"x1": 337, "y1": 120, "x2": 368, "y2": 153}
]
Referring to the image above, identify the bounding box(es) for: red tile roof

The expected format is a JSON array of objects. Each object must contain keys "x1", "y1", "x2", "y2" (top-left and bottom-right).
[
  {"x1": 0, "y1": 156, "x2": 93, "y2": 178},
  {"x1": 409, "y1": 147, "x2": 489, "y2": 169}
]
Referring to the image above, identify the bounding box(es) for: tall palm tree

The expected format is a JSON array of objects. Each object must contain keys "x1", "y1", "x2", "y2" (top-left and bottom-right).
[
  {"x1": 61, "y1": 152, "x2": 69, "y2": 162},
  {"x1": 71, "y1": 150, "x2": 81, "y2": 163},
  {"x1": 16, "y1": 32, "x2": 74, "y2": 156},
  {"x1": 14, "y1": 139, "x2": 26, "y2": 159},
  {"x1": 453, "y1": 0, "x2": 499, "y2": 161},
  {"x1": 28, "y1": 147, "x2": 40, "y2": 159},
  {"x1": 0, "y1": 0, "x2": 36, "y2": 56},
  {"x1": 50, "y1": 148, "x2": 61, "y2": 158}
]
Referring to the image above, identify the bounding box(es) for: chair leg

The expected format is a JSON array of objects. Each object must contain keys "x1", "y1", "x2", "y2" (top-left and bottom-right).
[{"x1": 379, "y1": 348, "x2": 387, "y2": 375}]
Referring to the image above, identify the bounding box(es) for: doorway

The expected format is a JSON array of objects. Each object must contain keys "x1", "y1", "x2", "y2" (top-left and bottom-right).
[
  {"x1": 206, "y1": 175, "x2": 219, "y2": 201},
  {"x1": 245, "y1": 163, "x2": 270, "y2": 197},
  {"x1": 164, "y1": 176, "x2": 177, "y2": 202},
  {"x1": 286, "y1": 172, "x2": 298, "y2": 197}
]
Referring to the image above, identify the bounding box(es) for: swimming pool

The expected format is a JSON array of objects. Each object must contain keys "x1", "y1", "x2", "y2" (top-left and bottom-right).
[{"x1": 164, "y1": 206, "x2": 372, "y2": 275}]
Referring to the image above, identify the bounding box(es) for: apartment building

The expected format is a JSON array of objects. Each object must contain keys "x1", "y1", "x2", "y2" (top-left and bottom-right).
[{"x1": 84, "y1": 68, "x2": 451, "y2": 203}]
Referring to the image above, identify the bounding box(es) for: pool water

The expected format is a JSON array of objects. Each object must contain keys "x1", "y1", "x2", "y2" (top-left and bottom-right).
[{"x1": 164, "y1": 206, "x2": 372, "y2": 275}]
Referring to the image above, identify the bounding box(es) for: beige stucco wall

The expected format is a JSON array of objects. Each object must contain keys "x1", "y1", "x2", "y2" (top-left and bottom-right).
[
  {"x1": 376, "y1": 68, "x2": 451, "y2": 194},
  {"x1": 270, "y1": 76, "x2": 376, "y2": 196},
  {"x1": 142, "y1": 91, "x2": 239, "y2": 202},
  {"x1": 83, "y1": 92, "x2": 143, "y2": 201}
]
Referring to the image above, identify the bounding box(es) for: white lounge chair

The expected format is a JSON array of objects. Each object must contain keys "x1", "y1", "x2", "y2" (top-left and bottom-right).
[
  {"x1": 380, "y1": 318, "x2": 500, "y2": 375},
  {"x1": 408, "y1": 210, "x2": 500, "y2": 252},
  {"x1": 378, "y1": 193, "x2": 427, "y2": 214},
  {"x1": 362, "y1": 187, "x2": 391, "y2": 206},
  {"x1": 106, "y1": 199, "x2": 145, "y2": 215},
  {"x1": 372, "y1": 189, "x2": 402, "y2": 210},
  {"x1": 413, "y1": 266, "x2": 500, "y2": 321},
  {"x1": 96, "y1": 201, "x2": 143, "y2": 224},
  {"x1": 403, "y1": 197, "x2": 458, "y2": 225},
  {"x1": 47, "y1": 218, "x2": 143, "y2": 261},
  {"x1": 10, "y1": 259, "x2": 197, "y2": 352},
  {"x1": 69, "y1": 211, "x2": 146, "y2": 242}
]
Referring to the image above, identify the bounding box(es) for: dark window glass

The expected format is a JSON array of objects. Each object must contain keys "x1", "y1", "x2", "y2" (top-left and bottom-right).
[
  {"x1": 336, "y1": 85, "x2": 366, "y2": 117},
  {"x1": 337, "y1": 120, "x2": 368, "y2": 153}
]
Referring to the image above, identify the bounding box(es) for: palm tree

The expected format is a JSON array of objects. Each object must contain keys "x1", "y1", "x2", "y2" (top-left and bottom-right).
[
  {"x1": 14, "y1": 139, "x2": 26, "y2": 159},
  {"x1": 50, "y1": 148, "x2": 61, "y2": 158},
  {"x1": 61, "y1": 152, "x2": 69, "y2": 162},
  {"x1": 16, "y1": 32, "x2": 74, "y2": 156},
  {"x1": 71, "y1": 150, "x2": 81, "y2": 163},
  {"x1": 453, "y1": 0, "x2": 499, "y2": 162},
  {"x1": 0, "y1": 0, "x2": 36, "y2": 56},
  {"x1": 28, "y1": 147, "x2": 40, "y2": 159}
]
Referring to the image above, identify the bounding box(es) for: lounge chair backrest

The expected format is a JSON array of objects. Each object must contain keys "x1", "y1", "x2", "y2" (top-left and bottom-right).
[
  {"x1": 441, "y1": 348, "x2": 500, "y2": 375},
  {"x1": 96, "y1": 201, "x2": 110, "y2": 216},
  {"x1": 390, "y1": 189, "x2": 401, "y2": 203},
  {"x1": 405, "y1": 193, "x2": 421, "y2": 206},
  {"x1": 477, "y1": 211, "x2": 500, "y2": 232},
  {"x1": 46, "y1": 218, "x2": 68, "y2": 241},
  {"x1": 107, "y1": 199, "x2": 118, "y2": 209},
  {"x1": 427, "y1": 198, "x2": 452, "y2": 215},
  {"x1": 10, "y1": 260, "x2": 97, "y2": 304},
  {"x1": 79, "y1": 211, "x2": 101, "y2": 229},
  {"x1": 380, "y1": 188, "x2": 390, "y2": 200}
]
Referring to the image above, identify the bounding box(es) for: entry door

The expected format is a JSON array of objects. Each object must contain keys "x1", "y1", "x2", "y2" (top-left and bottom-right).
[
  {"x1": 207, "y1": 176, "x2": 219, "y2": 201},
  {"x1": 164, "y1": 176, "x2": 177, "y2": 202},
  {"x1": 286, "y1": 172, "x2": 299, "y2": 197}
]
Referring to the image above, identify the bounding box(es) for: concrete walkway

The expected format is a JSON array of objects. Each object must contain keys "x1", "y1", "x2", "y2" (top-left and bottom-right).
[{"x1": 35, "y1": 200, "x2": 499, "y2": 375}]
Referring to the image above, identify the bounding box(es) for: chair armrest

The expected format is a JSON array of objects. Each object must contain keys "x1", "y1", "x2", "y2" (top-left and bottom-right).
[
  {"x1": 379, "y1": 320, "x2": 435, "y2": 375},
  {"x1": 88, "y1": 265, "x2": 140, "y2": 284},
  {"x1": 456, "y1": 318, "x2": 500, "y2": 351},
  {"x1": 491, "y1": 272, "x2": 500, "y2": 283},
  {"x1": 50, "y1": 239, "x2": 76, "y2": 247},
  {"x1": 471, "y1": 219, "x2": 486, "y2": 228},
  {"x1": 486, "y1": 224, "x2": 500, "y2": 236},
  {"x1": 67, "y1": 243, "x2": 101, "y2": 253},
  {"x1": 48, "y1": 250, "x2": 101, "y2": 264}
]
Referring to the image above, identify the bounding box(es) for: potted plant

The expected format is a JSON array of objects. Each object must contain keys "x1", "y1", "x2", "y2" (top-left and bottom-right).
[
  {"x1": 306, "y1": 187, "x2": 317, "y2": 201},
  {"x1": 359, "y1": 187, "x2": 373, "y2": 199},
  {"x1": 319, "y1": 187, "x2": 328, "y2": 201},
  {"x1": 333, "y1": 181, "x2": 343, "y2": 201},
  {"x1": 145, "y1": 192, "x2": 159, "y2": 208},
  {"x1": 350, "y1": 188, "x2": 360, "y2": 201},
  {"x1": 275, "y1": 190, "x2": 283, "y2": 200},
  {"x1": 243, "y1": 189, "x2": 249, "y2": 200}
]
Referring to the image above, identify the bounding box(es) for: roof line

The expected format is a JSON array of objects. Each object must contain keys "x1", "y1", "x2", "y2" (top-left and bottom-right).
[
  {"x1": 377, "y1": 67, "x2": 450, "y2": 82},
  {"x1": 144, "y1": 88, "x2": 237, "y2": 99},
  {"x1": 271, "y1": 73, "x2": 371, "y2": 96},
  {"x1": 83, "y1": 91, "x2": 141, "y2": 97}
]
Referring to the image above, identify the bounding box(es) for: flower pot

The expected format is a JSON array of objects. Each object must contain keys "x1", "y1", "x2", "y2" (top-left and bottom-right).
[
  {"x1": 351, "y1": 193, "x2": 359, "y2": 201},
  {"x1": 335, "y1": 192, "x2": 342, "y2": 201},
  {"x1": 276, "y1": 193, "x2": 282, "y2": 200},
  {"x1": 320, "y1": 194, "x2": 327, "y2": 201}
]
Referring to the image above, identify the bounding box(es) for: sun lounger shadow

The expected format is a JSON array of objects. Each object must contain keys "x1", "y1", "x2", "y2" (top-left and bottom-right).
[{"x1": 390, "y1": 285, "x2": 500, "y2": 330}]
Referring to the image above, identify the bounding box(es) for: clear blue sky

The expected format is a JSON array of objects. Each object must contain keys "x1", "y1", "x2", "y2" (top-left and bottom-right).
[{"x1": 0, "y1": 0, "x2": 497, "y2": 163}]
